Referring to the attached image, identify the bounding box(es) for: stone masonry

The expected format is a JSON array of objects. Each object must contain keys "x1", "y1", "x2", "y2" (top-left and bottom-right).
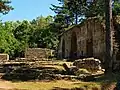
[
  {"x1": 73, "y1": 58, "x2": 102, "y2": 72},
  {"x1": 0, "y1": 54, "x2": 9, "y2": 61},
  {"x1": 58, "y1": 18, "x2": 108, "y2": 62},
  {"x1": 25, "y1": 48, "x2": 54, "y2": 60}
]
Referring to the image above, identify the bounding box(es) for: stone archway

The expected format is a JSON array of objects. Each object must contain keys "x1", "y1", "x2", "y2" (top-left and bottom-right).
[
  {"x1": 62, "y1": 39, "x2": 65, "y2": 58},
  {"x1": 70, "y1": 32, "x2": 77, "y2": 59}
]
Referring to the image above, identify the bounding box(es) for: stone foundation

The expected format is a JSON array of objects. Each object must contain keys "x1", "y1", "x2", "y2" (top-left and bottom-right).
[{"x1": 73, "y1": 57, "x2": 102, "y2": 72}]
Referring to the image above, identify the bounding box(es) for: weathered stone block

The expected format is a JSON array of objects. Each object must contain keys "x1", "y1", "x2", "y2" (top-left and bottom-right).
[
  {"x1": 25, "y1": 48, "x2": 54, "y2": 61},
  {"x1": 73, "y1": 58, "x2": 102, "y2": 72},
  {"x1": 0, "y1": 54, "x2": 9, "y2": 61}
]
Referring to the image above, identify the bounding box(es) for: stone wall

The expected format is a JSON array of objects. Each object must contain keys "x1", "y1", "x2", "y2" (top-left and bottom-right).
[
  {"x1": 25, "y1": 48, "x2": 54, "y2": 60},
  {"x1": 58, "y1": 18, "x2": 106, "y2": 61},
  {"x1": 0, "y1": 54, "x2": 9, "y2": 61}
]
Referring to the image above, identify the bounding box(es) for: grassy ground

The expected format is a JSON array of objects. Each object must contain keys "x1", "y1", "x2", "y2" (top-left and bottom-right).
[
  {"x1": 0, "y1": 73, "x2": 118, "y2": 90},
  {"x1": 0, "y1": 80, "x2": 101, "y2": 90},
  {"x1": 0, "y1": 60, "x2": 118, "y2": 90}
]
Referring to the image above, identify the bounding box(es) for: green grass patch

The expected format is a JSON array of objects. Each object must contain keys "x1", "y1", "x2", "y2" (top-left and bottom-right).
[{"x1": 12, "y1": 80, "x2": 101, "y2": 90}]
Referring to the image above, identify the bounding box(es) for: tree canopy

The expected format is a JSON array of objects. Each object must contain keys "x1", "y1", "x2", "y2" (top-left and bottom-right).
[
  {"x1": 0, "y1": 15, "x2": 59, "y2": 59},
  {"x1": 0, "y1": 0, "x2": 13, "y2": 14},
  {"x1": 51, "y1": 0, "x2": 120, "y2": 25}
]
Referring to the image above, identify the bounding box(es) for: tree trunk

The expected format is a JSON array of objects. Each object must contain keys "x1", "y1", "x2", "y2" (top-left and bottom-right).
[
  {"x1": 75, "y1": 12, "x2": 78, "y2": 24},
  {"x1": 105, "y1": 0, "x2": 113, "y2": 73}
]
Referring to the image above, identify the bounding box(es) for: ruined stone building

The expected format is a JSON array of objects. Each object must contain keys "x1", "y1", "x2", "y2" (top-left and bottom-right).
[{"x1": 58, "y1": 18, "x2": 111, "y2": 61}]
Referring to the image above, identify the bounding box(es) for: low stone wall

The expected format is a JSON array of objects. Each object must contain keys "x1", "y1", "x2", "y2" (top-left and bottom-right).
[
  {"x1": 73, "y1": 58, "x2": 102, "y2": 72},
  {"x1": 25, "y1": 48, "x2": 54, "y2": 61},
  {"x1": 0, "y1": 54, "x2": 9, "y2": 61}
]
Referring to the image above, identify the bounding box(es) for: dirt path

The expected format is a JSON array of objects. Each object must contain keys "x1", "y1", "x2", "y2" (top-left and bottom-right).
[{"x1": 0, "y1": 80, "x2": 15, "y2": 90}]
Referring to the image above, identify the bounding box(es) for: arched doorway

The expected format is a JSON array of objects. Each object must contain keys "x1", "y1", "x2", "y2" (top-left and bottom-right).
[
  {"x1": 86, "y1": 38, "x2": 93, "y2": 57},
  {"x1": 70, "y1": 32, "x2": 77, "y2": 59},
  {"x1": 62, "y1": 39, "x2": 65, "y2": 58}
]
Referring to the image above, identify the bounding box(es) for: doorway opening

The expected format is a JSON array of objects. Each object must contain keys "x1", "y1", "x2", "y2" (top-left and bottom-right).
[
  {"x1": 70, "y1": 32, "x2": 77, "y2": 59},
  {"x1": 86, "y1": 38, "x2": 93, "y2": 57},
  {"x1": 62, "y1": 39, "x2": 65, "y2": 58}
]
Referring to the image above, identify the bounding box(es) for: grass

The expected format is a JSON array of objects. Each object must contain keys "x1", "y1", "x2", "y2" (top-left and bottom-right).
[
  {"x1": 0, "y1": 79, "x2": 117, "y2": 90},
  {"x1": 8, "y1": 80, "x2": 101, "y2": 90}
]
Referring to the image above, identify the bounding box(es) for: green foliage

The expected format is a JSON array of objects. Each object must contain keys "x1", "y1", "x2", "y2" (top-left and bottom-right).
[
  {"x1": 0, "y1": 0, "x2": 13, "y2": 14},
  {"x1": 51, "y1": 0, "x2": 120, "y2": 26},
  {"x1": 65, "y1": 0, "x2": 86, "y2": 24},
  {"x1": 29, "y1": 15, "x2": 58, "y2": 49},
  {"x1": 85, "y1": 0, "x2": 105, "y2": 17},
  {"x1": 113, "y1": 1, "x2": 120, "y2": 16},
  {"x1": 0, "y1": 15, "x2": 59, "y2": 59},
  {"x1": 50, "y1": 1, "x2": 74, "y2": 29},
  {"x1": 0, "y1": 21, "x2": 20, "y2": 59},
  {"x1": 50, "y1": 0, "x2": 86, "y2": 25}
]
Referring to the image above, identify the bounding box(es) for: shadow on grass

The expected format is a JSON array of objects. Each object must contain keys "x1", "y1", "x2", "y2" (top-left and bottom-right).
[
  {"x1": 74, "y1": 72, "x2": 119, "y2": 90},
  {"x1": 51, "y1": 72, "x2": 119, "y2": 90},
  {"x1": 94, "y1": 72, "x2": 120, "y2": 90},
  {"x1": 1, "y1": 66, "x2": 64, "y2": 82},
  {"x1": 1, "y1": 65, "x2": 120, "y2": 90}
]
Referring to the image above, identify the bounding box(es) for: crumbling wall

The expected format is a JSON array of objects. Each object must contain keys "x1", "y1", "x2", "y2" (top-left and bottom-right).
[
  {"x1": 58, "y1": 18, "x2": 106, "y2": 60},
  {"x1": 92, "y1": 19, "x2": 106, "y2": 61},
  {"x1": 25, "y1": 48, "x2": 53, "y2": 60},
  {"x1": 76, "y1": 25, "x2": 87, "y2": 57},
  {"x1": 0, "y1": 54, "x2": 9, "y2": 61}
]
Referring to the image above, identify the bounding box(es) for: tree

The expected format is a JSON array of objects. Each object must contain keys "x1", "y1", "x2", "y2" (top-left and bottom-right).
[
  {"x1": 30, "y1": 16, "x2": 58, "y2": 49},
  {"x1": 50, "y1": 0, "x2": 74, "y2": 27},
  {"x1": 13, "y1": 20, "x2": 31, "y2": 57},
  {"x1": 104, "y1": 0, "x2": 113, "y2": 73},
  {"x1": 65, "y1": 0, "x2": 86, "y2": 24},
  {"x1": 51, "y1": 0, "x2": 120, "y2": 24},
  {"x1": 0, "y1": 0, "x2": 13, "y2": 14},
  {"x1": 113, "y1": 0, "x2": 120, "y2": 16},
  {"x1": 0, "y1": 21, "x2": 20, "y2": 59}
]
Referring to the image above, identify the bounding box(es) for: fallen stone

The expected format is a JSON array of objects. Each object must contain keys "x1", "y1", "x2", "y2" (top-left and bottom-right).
[{"x1": 73, "y1": 57, "x2": 102, "y2": 72}]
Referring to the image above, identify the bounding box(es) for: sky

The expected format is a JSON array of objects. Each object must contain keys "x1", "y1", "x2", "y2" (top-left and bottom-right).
[{"x1": 1, "y1": 0, "x2": 59, "y2": 22}]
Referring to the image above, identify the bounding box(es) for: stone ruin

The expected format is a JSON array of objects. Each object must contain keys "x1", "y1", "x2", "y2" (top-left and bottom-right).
[
  {"x1": 0, "y1": 54, "x2": 9, "y2": 62},
  {"x1": 73, "y1": 57, "x2": 102, "y2": 72},
  {"x1": 25, "y1": 48, "x2": 55, "y2": 61}
]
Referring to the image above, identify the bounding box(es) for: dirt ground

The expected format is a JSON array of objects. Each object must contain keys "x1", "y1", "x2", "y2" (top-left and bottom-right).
[
  {"x1": 0, "y1": 79, "x2": 100, "y2": 90},
  {"x1": 0, "y1": 79, "x2": 116, "y2": 90},
  {"x1": 0, "y1": 80, "x2": 15, "y2": 90}
]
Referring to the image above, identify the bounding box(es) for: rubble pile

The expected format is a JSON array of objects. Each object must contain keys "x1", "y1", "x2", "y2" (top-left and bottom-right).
[{"x1": 73, "y1": 58, "x2": 102, "y2": 72}]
